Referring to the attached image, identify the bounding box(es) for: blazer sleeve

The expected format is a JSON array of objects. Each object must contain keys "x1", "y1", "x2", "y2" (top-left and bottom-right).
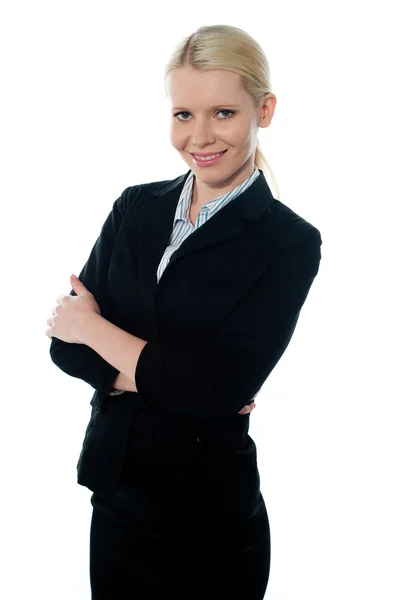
[
  {"x1": 135, "y1": 227, "x2": 322, "y2": 421},
  {"x1": 48, "y1": 186, "x2": 135, "y2": 397}
]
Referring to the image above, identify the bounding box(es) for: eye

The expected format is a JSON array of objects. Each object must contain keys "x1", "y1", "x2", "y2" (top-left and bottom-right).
[{"x1": 173, "y1": 109, "x2": 236, "y2": 122}]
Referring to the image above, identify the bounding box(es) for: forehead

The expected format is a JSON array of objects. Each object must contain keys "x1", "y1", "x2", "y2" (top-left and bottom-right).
[{"x1": 166, "y1": 67, "x2": 247, "y2": 106}]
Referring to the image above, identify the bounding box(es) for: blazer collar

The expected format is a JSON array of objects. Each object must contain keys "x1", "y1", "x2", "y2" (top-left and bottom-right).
[{"x1": 135, "y1": 168, "x2": 275, "y2": 340}]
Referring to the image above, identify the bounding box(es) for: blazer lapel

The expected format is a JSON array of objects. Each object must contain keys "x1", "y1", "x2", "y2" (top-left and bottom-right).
[{"x1": 135, "y1": 169, "x2": 274, "y2": 340}]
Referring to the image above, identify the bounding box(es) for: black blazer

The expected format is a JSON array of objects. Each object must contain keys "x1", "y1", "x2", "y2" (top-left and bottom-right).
[{"x1": 49, "y1": 168, "x2": 322, "y2": 500}]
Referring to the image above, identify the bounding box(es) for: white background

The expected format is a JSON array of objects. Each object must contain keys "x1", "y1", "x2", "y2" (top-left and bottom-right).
[{"x1": 1, "y1": 1, "x2": 398, "y2": 598}]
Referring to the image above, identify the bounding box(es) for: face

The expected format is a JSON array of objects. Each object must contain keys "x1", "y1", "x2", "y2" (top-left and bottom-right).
[{"x1": 165, "y1": 66, "x2": 276, "y2": 201}]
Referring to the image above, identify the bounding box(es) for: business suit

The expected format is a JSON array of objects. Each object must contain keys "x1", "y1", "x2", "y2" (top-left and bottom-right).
[{"x1": 49, "y1": 167, "x2": 322, "y2": 599}]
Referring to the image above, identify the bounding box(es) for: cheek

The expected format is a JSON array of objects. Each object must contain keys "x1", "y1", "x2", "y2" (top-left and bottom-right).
[
  {"x1": 232, "y1": 129, "x2": 253, "y2": 150},
  {"x1": 217, "y1": 125, "x2": 251, "y2": 149},
  {"x1": 170, "y1": 127, "x2": 185, "y2": 150}
]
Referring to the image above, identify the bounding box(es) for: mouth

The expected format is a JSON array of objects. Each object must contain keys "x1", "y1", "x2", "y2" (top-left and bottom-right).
[
  {"x1": 190, "y1": 150, "x2": 228, "y2": 166},
  {"x1": 190, "y1": 150, "x2": 227, "y2": 158}
]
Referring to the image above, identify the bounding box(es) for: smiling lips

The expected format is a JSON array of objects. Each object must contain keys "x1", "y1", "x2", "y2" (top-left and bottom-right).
[
  {"x1": 191, "y1": 150, "x2": 227, "y2": 163},
  {"x1": 191, "y1": 150, "x2": 227, "y2": 157}
]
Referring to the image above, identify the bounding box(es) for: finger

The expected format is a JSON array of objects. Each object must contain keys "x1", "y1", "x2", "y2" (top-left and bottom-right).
[
  {"x1": 242, "y1": 402, "x2": 256, "y2": 413},
  {"x1": 238, "y1": 404, "x2": 252, "y2": 414},
  {"x1": 56, "y1": 294, "x2": 71, "y2": 304}
]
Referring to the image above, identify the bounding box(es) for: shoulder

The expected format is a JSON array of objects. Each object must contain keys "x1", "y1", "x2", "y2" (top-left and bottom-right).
[
  {"x1": 268, "y1": 198, "x2": 322, "y2": 249},
  {"x1": 115, "y1": 172, "x2": 188, "y2": 217}
]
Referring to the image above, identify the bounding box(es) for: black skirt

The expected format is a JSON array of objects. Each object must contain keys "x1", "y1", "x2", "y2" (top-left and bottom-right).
[{"x1": 89, "y1": 453, "x2": 271, "y2": 600}]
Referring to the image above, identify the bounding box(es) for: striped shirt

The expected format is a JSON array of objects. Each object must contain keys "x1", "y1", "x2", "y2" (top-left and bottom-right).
[{"x1": 109, "y1": 166, "x2": 261, "y2": 395}]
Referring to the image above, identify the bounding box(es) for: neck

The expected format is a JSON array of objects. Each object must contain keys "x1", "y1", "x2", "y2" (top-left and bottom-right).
[{"x1": 191, "y1": 162, "x2": 256, "y2": 207}]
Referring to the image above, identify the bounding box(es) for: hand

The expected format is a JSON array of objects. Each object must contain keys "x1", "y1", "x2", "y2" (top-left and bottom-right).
[
  {"x1": 238, "y1": 388, "x2": 261, "y2": 415},
  {"x1": 45, "y1": 275, "x2": 102, "y2": 344}
]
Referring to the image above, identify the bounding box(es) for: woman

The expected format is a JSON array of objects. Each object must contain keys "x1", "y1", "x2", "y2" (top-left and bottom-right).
[{"x1": 47, "y1": 24, "x2": 322, "y2": 599}]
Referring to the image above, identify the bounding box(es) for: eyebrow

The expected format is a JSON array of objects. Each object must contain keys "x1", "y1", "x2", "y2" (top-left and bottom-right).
[{"x1": 171, "y1": 104, "x2": 241, "y2": 111}]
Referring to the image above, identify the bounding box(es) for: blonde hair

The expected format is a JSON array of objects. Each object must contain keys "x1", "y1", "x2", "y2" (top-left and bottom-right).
[{"x1": 164, "y1": 24, "x2": 280, "y2": 200}]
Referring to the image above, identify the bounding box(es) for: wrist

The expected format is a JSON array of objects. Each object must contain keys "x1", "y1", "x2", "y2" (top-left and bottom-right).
[
  {"x1": 113, "y1": 371, "x2": 137, "y2": 393},
  {"x1": 81, "y1": 312, "x2": 103, "y2": 346}
]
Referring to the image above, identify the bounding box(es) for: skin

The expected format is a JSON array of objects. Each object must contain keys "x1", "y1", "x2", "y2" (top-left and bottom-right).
[{"x1": 165, "y1": 66, "x2": 277, "y2": 210}]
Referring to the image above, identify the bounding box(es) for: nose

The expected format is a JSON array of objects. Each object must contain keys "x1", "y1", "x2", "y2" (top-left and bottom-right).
[{"x1": 190, "y1": 118, "x2": 216, "y2": 148}]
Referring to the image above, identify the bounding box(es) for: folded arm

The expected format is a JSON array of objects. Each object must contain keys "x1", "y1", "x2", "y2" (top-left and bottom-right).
[
  {"x1": 82, "y1": 228, "x2": 322, "y2": 421},
  {"x1": 48, "y1": 187, "x2": 137, "y2": 396}
]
